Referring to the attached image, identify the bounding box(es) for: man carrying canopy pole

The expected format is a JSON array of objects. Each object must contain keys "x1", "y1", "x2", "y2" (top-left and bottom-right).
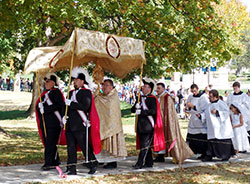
[
  {"x1": 63, "y1": 67, "x2": 101, "y2": 175},
  {"x1": 131, "y1": 78, "x2": 165, "y2": 169},
  {"x1": 35, "y1": 73, "x2": 64, "y2": 171}
]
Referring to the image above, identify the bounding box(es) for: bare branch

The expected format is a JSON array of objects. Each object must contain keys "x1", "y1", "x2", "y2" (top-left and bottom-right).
[{"x1": 46, "y1": 34, "x2": 66, "y2": 46}]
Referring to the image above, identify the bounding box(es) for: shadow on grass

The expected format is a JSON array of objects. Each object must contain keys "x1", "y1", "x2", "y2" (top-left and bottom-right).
[
  {"x1": 0, "y1": 110, "x2": 29, "y2": 120},
  {"x1": 0, "y1": 127, "x2": 67, "y2": 166},
  {"x1": 121, "y1": 101, "x2": 134, "y2": 118},
  {"x1": 125, "y1": 134, "x2": 138, "y2": 156},
  {"x1": 125, "y1": 134, "x2": 136, "y2": 143}
]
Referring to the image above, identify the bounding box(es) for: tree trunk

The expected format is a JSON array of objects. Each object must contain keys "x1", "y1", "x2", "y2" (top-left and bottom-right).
[{"x1": 0, "y1": 127, "x2": 8, "y2": 135}]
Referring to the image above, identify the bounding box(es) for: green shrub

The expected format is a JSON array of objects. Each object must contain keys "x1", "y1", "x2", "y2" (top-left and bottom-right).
[{"x1": 228, "y1": 75, "x2": 237, "y2": 81}]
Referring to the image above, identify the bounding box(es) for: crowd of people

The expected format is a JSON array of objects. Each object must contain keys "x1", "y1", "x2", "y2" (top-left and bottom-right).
[
  {"x1": 0, "y1": 75, "x2": 33, "y2": 92},
  {"x1": 186, "y1": 81, "x2": 250, "y2": 161},
  {"x1": 34, "y1": 67, "x2": 250, "y2": 175},
  {"x1": 117, "y1": 83, "x2": 191, "y2": 118},
  {"x1": 20, "y1": 78, "x2": 33, "y2": 92},
  {"x1": 0, "y1": 76, "x2": 14, "y2": 91}
]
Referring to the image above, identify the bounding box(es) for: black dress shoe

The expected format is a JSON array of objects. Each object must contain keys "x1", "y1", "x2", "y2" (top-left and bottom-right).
[
  {"x1": 66, "y1": 170, "x2": 77, "y2": 175},
  {"x1": 202, "y1": 156, "x2": 212, "y2": 162},
  {"x1": 197, "y1": 155, "x2": 206, "y2": 160},
  {"x1": 88, "y1": 165, "x2": 97, "y2": 174},
  {"x1": 132, "y1": 164, "x2": 142, "y2": 169},
  {"x1": 143, "y1": 164, "x2": 153, "y2": 168},
  {"x1": 82, "y1": 162, "x2": 91, "y2": 169},
  {"x1": 64, "y1": 166, "x2": 77, "y2": 175},
  {"x1": 154, "y1": 156, "x2": 165, "y2": 162},
  {"x1": 239, "y1": 151, "x2": 247, "y2": 153},
  {"x1": 103, "y1": 162, "x2": 117, "y2": 169},
  {"x1": 41, "y1": 165, "x2": 52, "y2": 171}
]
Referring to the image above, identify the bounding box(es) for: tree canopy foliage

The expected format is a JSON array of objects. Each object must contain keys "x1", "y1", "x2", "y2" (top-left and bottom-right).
[
  {"x1": 230, "y1": 29, "x2": 250, "y2": 74},
  {"x1": 0, "y1": 0, "x2": 249, "y2": 80}
]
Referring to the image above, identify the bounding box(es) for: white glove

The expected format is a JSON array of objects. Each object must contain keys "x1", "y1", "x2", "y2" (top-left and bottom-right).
[
  {"x1": 65, "y1": 99, "x2": 72, "y2": 106},
  {"x1": 38, "y1": 102, "x2": 44, "y2": 114},
  {"x1": 135, "y1": 103, "x2": 141, "y2": 115},
  {"x1": 62, "y1": 116, "x2": 68, "y2": 125},
  {"x1": 135, "y1": 103, "x2": 141, "y2": 109},
  {"x1": 38, "y1": 102, "x2": 44, "y2": 109},
  {"x1": 136, "y1": 109, "x2": 141, "y2": 115},
  {"x1": 40, "y1": 107, "x2": 44, "y2": 114}
]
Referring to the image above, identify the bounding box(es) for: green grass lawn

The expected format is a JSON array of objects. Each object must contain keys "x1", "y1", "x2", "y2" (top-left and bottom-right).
[
  {"x1": 121, "y1": 101, "x2": 135, "y2": 125},
  {"x1": 0, "y1": 101, "x2": 189, "y2": 165},
  {"x1": 0, "y1": 110, "x2": 29, "y2": 120},
  {"x1": 0, "y1": 101, "x2": 138, "y2": 166},
  {"x1": 1, "y1": 97, "x2": 250, "y2": 183}
]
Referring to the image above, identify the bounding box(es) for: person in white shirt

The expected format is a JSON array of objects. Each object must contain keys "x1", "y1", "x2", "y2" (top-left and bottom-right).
[
  {"x1": 201, "y1": 89, "x2": 235, "y2": 161},
  {"x1": 186, "y1": 84, "x2": 209, "y2": 159},
  {"x1": 227, "y1": 81, "x2": 250, "y2": 145},
  {"x1": 230, "y1": 103, "x2": 250, "y2": 155}
]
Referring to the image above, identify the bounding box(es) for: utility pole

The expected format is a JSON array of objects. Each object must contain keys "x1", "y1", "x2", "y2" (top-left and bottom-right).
[
  {"x1": 207, "y1": 67, "x2": 210, "y2": 86},
  {"x1": 192, "y1": 69, "x2": 195, "y2": 84}
]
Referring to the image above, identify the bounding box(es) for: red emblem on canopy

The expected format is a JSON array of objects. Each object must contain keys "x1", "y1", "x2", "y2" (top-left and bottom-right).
[{"x1": 105, "y1": 35, "x2": 120, "y2": 59}]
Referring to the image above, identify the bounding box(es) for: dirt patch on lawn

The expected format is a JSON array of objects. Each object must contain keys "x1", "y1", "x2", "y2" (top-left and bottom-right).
[{"x1": 0, "y1": 91, "x2": 32, "y2": 111}]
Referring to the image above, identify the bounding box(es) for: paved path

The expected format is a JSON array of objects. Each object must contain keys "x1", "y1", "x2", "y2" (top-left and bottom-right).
[{"x1": 1, "y1": 153, "x2": 250, "y2": 184}]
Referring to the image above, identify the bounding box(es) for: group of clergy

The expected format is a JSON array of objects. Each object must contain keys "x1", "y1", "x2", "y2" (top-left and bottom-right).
[
  {"x1": 186, "y1": 81, "x2": 250, "y2": 161},
  {"x1": 35, "y1": 66, "x2": 250, "y2": 175},
  {"x1": 35, "y1": 70, "x2": 195, "y2": 175}
]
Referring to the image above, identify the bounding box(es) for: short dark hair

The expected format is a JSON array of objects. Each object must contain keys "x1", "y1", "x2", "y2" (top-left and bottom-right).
[
  {"x1": 190, "y1": 84, "x2": 199, "y2": 90},
  {"x1": 157, "y1": 82, "x2": 165, "y2": 89},
  {"x1": 232, "y1": 81, "x2": 240, "y2": 88},
  {"x1": 103, "y1": 79, "x2": 114, "y2": 88},
  {"x1": 209, "y1": 89, "x2": 219, "y2": 98}
]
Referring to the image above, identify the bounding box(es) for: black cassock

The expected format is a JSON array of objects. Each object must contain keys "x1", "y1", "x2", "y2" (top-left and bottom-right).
[
  {"x1": 36, "y1": 88, "x2": 64, "y2": 167},
  {"x1": 131, "y1": 95, "x2": 157, "y2": 167},
  {"x1": 65, "y1": 88, "x2": 97, "y2": 172}
]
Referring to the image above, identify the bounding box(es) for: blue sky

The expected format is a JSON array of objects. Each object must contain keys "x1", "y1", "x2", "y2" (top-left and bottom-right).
[{"x1": 241, "y1": 0, "x2": 250, "y2": 12}]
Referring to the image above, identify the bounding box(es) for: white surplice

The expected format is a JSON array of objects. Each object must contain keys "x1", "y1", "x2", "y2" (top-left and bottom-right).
[
  {"x1": 231, "y1": 113, "x2": 250, "y2": 151},
  {"x1": 227, "y1": 92, "x2": 250, "y2": 130},
  {"x1": 203, "y1": 100, "x2": 234, "y2": 140},
  {"x1": 187, "y1": 93, "x2": 209, "y2": 134}
]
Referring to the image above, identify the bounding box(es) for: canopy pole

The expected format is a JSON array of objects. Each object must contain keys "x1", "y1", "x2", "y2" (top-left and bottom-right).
[
  {"x1": 135, "y1": 62, "x2": 144, "y2": 132},
  {"x1": 36, "y1": 72, "x2": 47, "y2": 138},
  {"x1": 64, "y1": 30, "x2": 76, "y2": 128}
]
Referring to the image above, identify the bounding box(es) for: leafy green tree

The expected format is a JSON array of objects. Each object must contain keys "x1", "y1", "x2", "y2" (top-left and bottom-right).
[
  {"x1": 215, "y1": 0, "x2": 250, "y2": 75},
  {"x1": 230, "y1": 29, "x2": 250, "y2": 74},
  {"x1": 0, "y1": 0, "x2": 249, "y2": 116},
  {"x1": 1, "y1": 0, "x2": 248, "y2": 76}
]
